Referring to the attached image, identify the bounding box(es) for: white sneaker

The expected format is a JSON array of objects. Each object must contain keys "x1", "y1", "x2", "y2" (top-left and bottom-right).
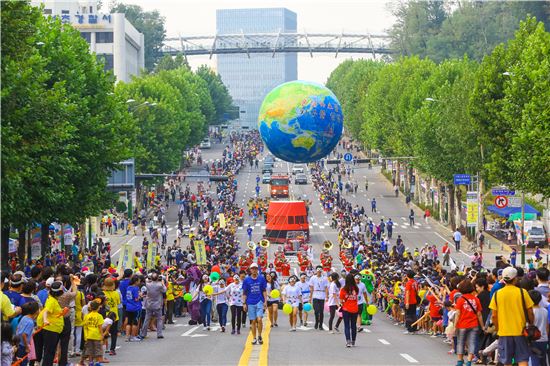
[{"x1": 203, "y1": 327, "x2": 208, "y2": 331}]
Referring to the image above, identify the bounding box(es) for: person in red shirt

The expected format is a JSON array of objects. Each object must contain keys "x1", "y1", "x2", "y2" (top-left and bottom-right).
[
  {"x1": 426, "y1": 288, "x2": 443, "y2": 336},
  {"x1": 442, "y1": 242, "x2": 451, "y2": 266},
  {"x1": 339, "y1": 273, "x2": 359, "y2": 348},
  {"x1": 454, "y1": 279, "x2": 484, "y2": 366},
  {"x1": 404, "y1": 270, "x2": 419, "y2": 334}
]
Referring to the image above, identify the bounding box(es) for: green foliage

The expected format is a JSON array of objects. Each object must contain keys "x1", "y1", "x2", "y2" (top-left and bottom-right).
[
  {"x1": 196, "y1": 65, "x2": 234, "y2": 124},
  {"x1": 154, "y1": 54, "x2": 189, "y2": 73},
  {"x1": 110, "y1": 2, "x2": 166, "y2": 70},
  {"x1": 1, "y1": 1, "x2": 134, "y2": 227},
  {"x1": 389, "y1": 0, "x2": 550, "y2": 62}
]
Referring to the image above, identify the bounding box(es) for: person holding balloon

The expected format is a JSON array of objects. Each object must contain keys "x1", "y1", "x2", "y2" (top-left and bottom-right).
[
  {"x1": 196, "y1": 275, "x2": 214, "y2": 331},
  {"x1": 225, "y1": 274, "x2": 244, "y2": 335},
  {"x1": 282, "y1": 275, "x2": 302, "y2": 331},
  {"x1": 265, "y1": 272, "x2": 280, "y2": 328}
]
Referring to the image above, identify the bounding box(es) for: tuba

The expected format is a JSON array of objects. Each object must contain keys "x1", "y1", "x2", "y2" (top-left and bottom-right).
[
  {"x1": 247, "y1": 241, "x2": 257, "y2": 251},
  {"x1": 259, "y1": 239, "x2": 270, "y2": 248},
  {"x1": 323, "y1": 240, "x2": 333, "y2": 251},
  {"x1": 341, "y1": 239, "x2": 352, "y2": 249}
]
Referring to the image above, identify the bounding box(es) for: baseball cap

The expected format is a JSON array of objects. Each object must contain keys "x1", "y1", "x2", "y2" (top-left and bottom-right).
[
  {"x1": 45, "y1": 277, "x2": 55, "y2": 287},
  {"x1": 250, "y1": 263, "x2": 258, "y2": 269},
  {"x1": 502, "y1": 267, "x2": 517, "y2": 281}
]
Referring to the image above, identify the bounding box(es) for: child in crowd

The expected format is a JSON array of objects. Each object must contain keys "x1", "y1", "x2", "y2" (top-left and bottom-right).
[
  {"x1": 15, "y1": 302, "x2": 40, "y2": 366},
  {"x1": 81, "y1": 300, "x2": 104, "y2": 366}
]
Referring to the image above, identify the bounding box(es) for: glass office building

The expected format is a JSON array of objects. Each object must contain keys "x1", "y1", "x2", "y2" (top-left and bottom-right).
[{"x1": 216, "y1": 8, "x2": 298, "y2": 129}]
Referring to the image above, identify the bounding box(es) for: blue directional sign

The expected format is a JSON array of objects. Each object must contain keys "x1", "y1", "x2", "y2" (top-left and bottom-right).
[
  {"x1": 343, "y1": 153, "x2": 353, "y2": 162},
  {"x1": 453, "y1": 174, "x2": 471, "y2": 185},
  {"x1": 492, "y1": 189, "x2": 515, "y2": 196}
]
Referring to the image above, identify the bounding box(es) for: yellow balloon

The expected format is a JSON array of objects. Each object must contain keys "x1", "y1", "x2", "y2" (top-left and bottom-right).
[
  {"x1": 283, "y1": 303, "x2": 293, "y2": 315},
  {"x1": 418, "y1": 290, "x2": 426, "y2": 299},
  {"x1": 270, "y1": 289, "x2": 280, "y2": 299},
  {"x1": 203, "y1": 285, "x2": 213, "y2": 295},
  {"x1": 367, "y1": 304, "x2": 378, "y2": 315}
]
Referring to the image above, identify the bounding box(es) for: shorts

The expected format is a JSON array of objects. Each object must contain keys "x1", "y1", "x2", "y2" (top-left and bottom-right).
[
  {"x1": 431, "y1": 316, "x2": 442, "y2": 322},
  {"x1": 125, "y1": 310, "x2": 139, "y2": 326},
  {"x1": 247, "y1": 301, "x2": 264, "y2": 320},
  {"x1": 267, "y1": 300, "x2": 279, "y2": 307},
  {"x1": 287, "y1": 301, "x2": 299, "y2": 308},
  {"x1": 357, "y1": 303, "x2": 364, "y2": 315},
  {"x1": 498, "y1": 336, "x2": 531, "y2": 364},
  {"x1": 84, "y1": 340, "x2": 103, "y2": 357}
]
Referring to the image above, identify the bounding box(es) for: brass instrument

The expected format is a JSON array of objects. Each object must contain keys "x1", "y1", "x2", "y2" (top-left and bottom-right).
[
  {"x1": 247, "y1": 241, "x2": 256, "y2": 250},
  {"x1": 259, "y1": 239, "x2": 270, "y2": 248},
  {"x1": 341, "y1": 239, "x2": 352, "y2": 249},
  {"x1": 323, "y1": 240, "x2": 333, "y2": 251}
]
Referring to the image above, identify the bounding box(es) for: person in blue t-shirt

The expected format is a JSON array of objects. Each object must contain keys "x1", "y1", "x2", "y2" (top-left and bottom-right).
[
  {"x1": 125, "y1": 276, "x2": 142, "y2": 342},
  {"x1": 242, "y1": 263, "x2": 267, "y2": 346},
  {"x1": 16, "y1": 302, "x2": 39, "y2": 366}
]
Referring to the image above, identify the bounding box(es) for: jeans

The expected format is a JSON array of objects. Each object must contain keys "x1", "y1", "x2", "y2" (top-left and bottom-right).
[
  {"x1": 328, "y1": 305, "x2": 338, "y2": 330},
  {"x1": 531, "y1": 341, "x2": 548, "y2": 366},
  {"x1": 456, "y1": 327, "x2": 479, "y2": 356},
  {"x1": 312, "y1": 299, "x2": 325, "y2": 329},
  {"x1": 342, "y1": 311, "x2": 358, "y2": 342},
  {"x1": 217, "y1": 303, "x2": 228, "y2": 327},
  {"x1": 405, "y1": 304, "x2": 417, "y2": 332},
  {"x1": 165, "y1": 300, "x2": 174, "y2": 323},
  {"x1": 58, "y1": 316, "x2": 71, "y2": 366},
  {"x1": 230, "y1": 305, "x2": 243, "y2": 331},
  {"x1": 109, "y1": 319, "x2": 118, "y2": 351},
  {"x1": 200, "y1": 299, "x2": 212, "y2": 326},
  {"x1": 174, "y1": 297, "x2": 184, "y2": 317}
]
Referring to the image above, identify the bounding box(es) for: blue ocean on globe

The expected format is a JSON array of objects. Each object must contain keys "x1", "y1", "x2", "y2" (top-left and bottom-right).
[{"x1": 258, "y1": 80, "x2": 344, "y2": 163}]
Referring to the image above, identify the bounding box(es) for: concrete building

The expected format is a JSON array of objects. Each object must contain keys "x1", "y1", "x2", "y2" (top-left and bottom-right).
[
  {"x1": 31, "y1": 0, "x2": 144, "y2": 83},
  {"x1": 216, "y1": 8, "x2": 298, "y2": 129}
]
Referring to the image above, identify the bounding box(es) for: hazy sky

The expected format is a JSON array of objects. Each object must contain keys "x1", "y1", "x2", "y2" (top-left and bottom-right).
[{"x1": 117, "y1": 0, "x2": 396, "y2": 83}]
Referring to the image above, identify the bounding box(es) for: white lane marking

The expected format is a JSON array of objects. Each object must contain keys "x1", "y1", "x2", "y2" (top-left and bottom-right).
[
  {"x1": 319, "y1": 226, "x2": 325, "y2": 229},
  {"x1": 181, "y1": 326, "x2": 200, "y2": 336},
  {"x1": 261, "y1": 226, "x2": 266, "y2": 229},
  {"x1": 401, "y1": 217, "x2": 407, "y2": 221},
  {"x1": 191, "y1": 334, "x2": 208, "y2": 337},
  {"x1": 364, "y1": 328, "x2": 371, "y2": 333},
  {"x1": 400, "y1": 354, "x2": 419, "y2": 363},
  {"x1": 378, "y1": 338, "x2": 390, "y2": 345},
  {"x1": 255, "y1": 223, "x2": 260, "y2": 227}
]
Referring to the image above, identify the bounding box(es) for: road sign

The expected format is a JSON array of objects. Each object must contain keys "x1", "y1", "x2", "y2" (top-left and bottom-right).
[
  {"x1": 343, "y1": 153, "x2": 353, "y2": 162},
  {"x1": 453, "y1": 174, "x2": 471, "y2": 185},
  {"x1": 492, "y1": 188, "x2": 516, "y2": 196},
  {"x1": 508, "y1": 196, "x2": 522, "y2": 208},
  {"x1": 494, "y1": 195, "x2": 508, "y2": 209}
]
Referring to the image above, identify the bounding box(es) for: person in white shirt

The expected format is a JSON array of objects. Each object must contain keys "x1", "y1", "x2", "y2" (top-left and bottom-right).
[
  {"x1": 212, "y1": 279, "x2": 229, "y2": 332},
  {"x1": 354, "y1": 274, "x2": 369, "y2": 333},
  {"x1": 327, "y1": 273, "x2": 342, "y2": 333},
  {"x1": 282, "y1": 276, "x2": 302, "y2": 331},
  {"x1": 225, "y1": 275, "x2": 244, "y2": 335},
  {"x1": 453, "y1": 229, "x2": 462, "y2": 251},
  {"x1": 296, "y1": 273, "x2": 311, "y2": 326},
  {"x1": 309, "y1": 266, "x2": 329, "y2": 331}
]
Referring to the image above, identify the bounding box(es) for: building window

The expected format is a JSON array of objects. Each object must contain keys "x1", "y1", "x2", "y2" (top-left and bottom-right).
[
  {"x1": 90, "y1": 6, "x2": 93, "y2": 13},
  {"x1": 96, "y1": 32, "x2": 113, "y2": 43},
  {"x1": 43, "y1": 8, "x2": 52, "y2": 14},
  {"x1": 80, "y1": 32, "x2": 91, "y2": 43},
  {"x1": 97, "y1": 54, "x2": 114, "y2": 71},
  {"x1": 61, "y1": 10, "x2": 69, "y2": 14}
]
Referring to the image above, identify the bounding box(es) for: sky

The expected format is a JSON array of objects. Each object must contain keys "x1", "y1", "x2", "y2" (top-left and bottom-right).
[{"x1": 116, "y1": 0, "x2": 397, "y2": 83}]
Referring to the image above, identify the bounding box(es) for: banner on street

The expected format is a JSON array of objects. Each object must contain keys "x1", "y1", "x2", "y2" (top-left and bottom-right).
[
  {"x1": 466, "y1": 191, "x2": 478, "y2": 228},
  {"x1": 146, "y1": 242, "x2": 158, "y2": 269},
  {"x1": 194, "y1": 240, "x2": 207, "y2": 265},
  {"x1": 218, "y1": 213, "x2": 226, "y2": 228},
  {"x1": 31, "y1": 226, "x2": 41, "y2": 259},
  {"x1": 117, "y1": 244, "x2": 134, "y2": 274}
]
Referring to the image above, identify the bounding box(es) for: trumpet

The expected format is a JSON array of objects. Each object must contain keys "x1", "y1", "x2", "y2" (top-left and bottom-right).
[
  {"x1": 247, "y1": 241, "x2": 257, "y2": 250},
  {"x1": 323, "y1": 240, "x2": 333, "y2": 251},
  {"x1": 259, "y1": 239, "x2": 270, "y2": 248},
  {"x1": 341, "y1": 239, "x2": 352, "y2": 249}
]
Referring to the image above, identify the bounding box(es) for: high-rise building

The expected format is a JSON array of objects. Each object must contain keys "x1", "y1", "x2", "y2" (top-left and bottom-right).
[
  {"x1": 31, "y1": 0, "x2": 145, "y2": 83},
  {"x1": 216, "y1": 8, "x2": 297, "y2": 129}
]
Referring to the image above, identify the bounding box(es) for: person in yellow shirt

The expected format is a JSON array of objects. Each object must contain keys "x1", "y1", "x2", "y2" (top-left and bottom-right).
[
  {"x1": 102, "y1": 277, "x2": 121, "y2": 355},
  {"x1": 37, "y1": 281, "x2": 65, "y2": 366},
  {"x1": 489, "y1": 267, "x2": 534, "y2": 366},
  {"x1": 165, "y1": 279, "x2": 175, "y2": 324},
  {"x1": 81, "y1": 300, "x2": 104, "y2": 366},
  {"x1": 72, "y1": 289, "x2": 85, "y2": 357}
]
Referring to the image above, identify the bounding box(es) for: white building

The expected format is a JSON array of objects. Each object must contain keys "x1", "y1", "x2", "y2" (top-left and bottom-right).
[{"x1": 31, "y1": 0, "x2": 145, "y2": 83}]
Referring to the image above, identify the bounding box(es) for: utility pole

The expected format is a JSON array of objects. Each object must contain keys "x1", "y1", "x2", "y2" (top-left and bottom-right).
[{"x1": 521, "y1": 191, "x2": 526, "y2": 266}]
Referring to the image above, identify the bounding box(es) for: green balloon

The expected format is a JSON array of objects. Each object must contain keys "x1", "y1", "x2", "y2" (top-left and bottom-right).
[
  {"x1": 183, "y1": 293, "x2": 192, "y2": 302},
  {"x1": 210, "y1": 272, "x2": 220, "y2": 281}
]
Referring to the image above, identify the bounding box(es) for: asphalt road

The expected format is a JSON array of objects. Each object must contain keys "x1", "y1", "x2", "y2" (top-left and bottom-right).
[{"x1": 103, "y1": 140, "x2": 508, "y2": 366}]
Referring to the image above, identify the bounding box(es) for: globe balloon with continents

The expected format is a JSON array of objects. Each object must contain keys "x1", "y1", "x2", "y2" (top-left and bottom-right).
[{"x1": 258, "y1": 80, "x2": 344, "y2": 163}]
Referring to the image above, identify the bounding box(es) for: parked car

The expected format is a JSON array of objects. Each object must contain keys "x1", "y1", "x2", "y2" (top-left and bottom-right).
[
  {"x1": 294, "y1": 173, "x2": 307, "y2": 184},
  {"x1": 292, "y1": 164, "x2": 305, "y2": 175},
  {"x1": 200, "y1": 138, "x2": 211, "y2": 149}
]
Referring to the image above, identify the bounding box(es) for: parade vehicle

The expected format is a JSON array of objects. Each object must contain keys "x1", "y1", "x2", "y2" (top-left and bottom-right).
[
  {"x1": 264, "y1": 200, "x2": 310, "y2": 244},
  {"x1": 270, "y1": 174, "x2": 290, "y2": 198},
  {"x1": 284, "y1": 230, "x2": 309, "y2": 255}
]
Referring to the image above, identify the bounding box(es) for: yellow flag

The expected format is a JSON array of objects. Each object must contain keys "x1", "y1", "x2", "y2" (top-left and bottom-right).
[
  {"x1": 219, "y1": 213, "x2": 226, "y2": 228},
  {"x1": 117, "y1": 244, "x2": 134, "y2": 275},
  {"x1": 194, "y1": 240, "x2": 207, "y2": 265},
  {"x1": 146, "y1": 242, "x2": 158, "y2": 269}
]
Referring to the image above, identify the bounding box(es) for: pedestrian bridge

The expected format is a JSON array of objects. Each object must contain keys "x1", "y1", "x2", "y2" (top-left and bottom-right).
[{"x1": 161, "y1": 32, "x2": 393, "y2": 58}]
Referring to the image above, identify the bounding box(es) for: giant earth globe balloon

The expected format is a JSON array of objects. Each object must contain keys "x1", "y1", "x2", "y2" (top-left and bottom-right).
[{"x1": 258, "y1": 80, "x2": 344, "y2": 163}]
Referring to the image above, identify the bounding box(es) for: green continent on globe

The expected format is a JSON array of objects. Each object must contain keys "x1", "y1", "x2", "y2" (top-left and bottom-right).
[
  {"x1": 258, "y1": 80, "x2": 344, "y2": 164},
  {"x1": 291, "y1": 136, "x2": 315, "y2": 150}
]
